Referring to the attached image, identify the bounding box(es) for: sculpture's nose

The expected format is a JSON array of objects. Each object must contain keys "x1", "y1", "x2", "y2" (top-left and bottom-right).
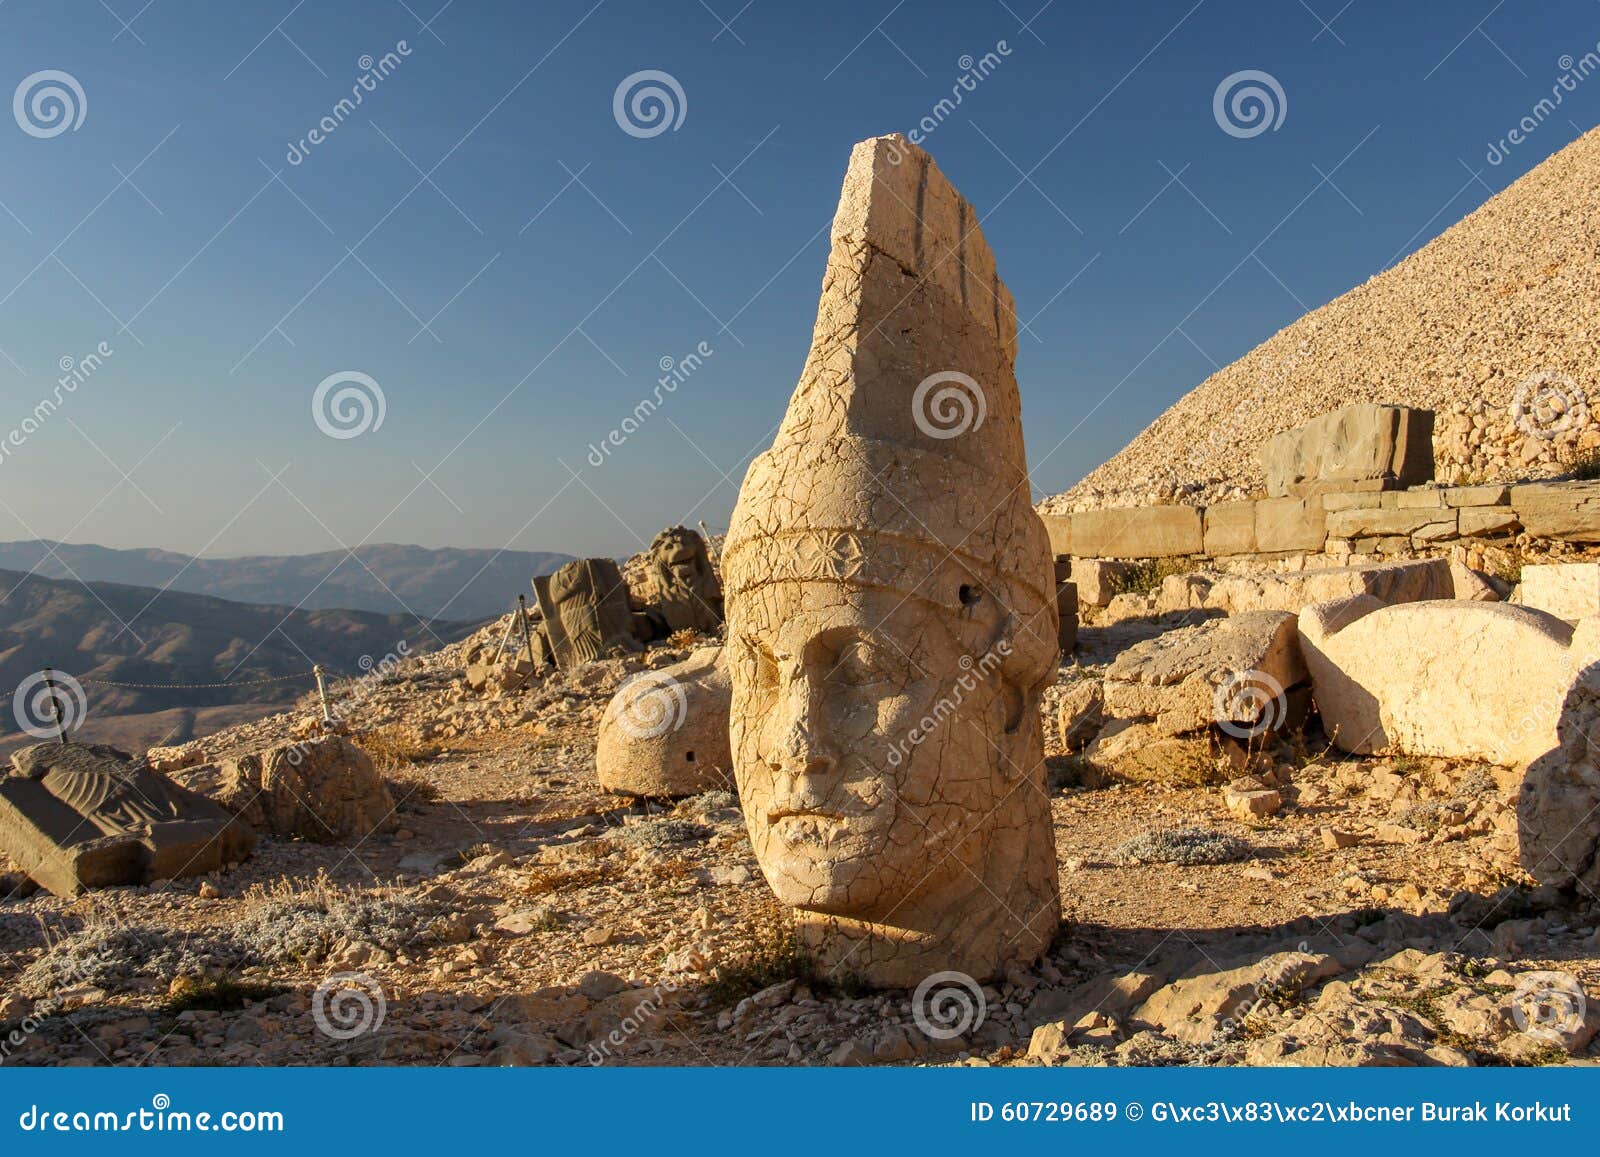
[
  {"x1": 781, "y1": 716, "x2": 838, "y2": 779},
  {"x1": 777, "y1": 673, "x2": 839, "y2": 781}
]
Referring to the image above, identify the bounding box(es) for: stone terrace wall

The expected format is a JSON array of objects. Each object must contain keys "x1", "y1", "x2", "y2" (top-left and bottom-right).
[{"x1": 1041, "y1": 479, "x2": 1600, "y2": 562}]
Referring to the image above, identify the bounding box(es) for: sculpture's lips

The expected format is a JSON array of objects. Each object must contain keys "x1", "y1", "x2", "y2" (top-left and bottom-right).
[
  {"x1": 765, "y1": 808, "x2": 844, "y2": 824},
  {"x1": 766, "y1": 809, "x2": 849, "y2": 847}
]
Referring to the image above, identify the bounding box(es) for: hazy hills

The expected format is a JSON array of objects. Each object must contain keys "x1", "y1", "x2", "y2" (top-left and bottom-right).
[
  {"x1": 0, "y1": 541, "x2": 572, "y2": 621},
  {"x1": 0, "y1": 568, "x2": 473, "y2": 753}
]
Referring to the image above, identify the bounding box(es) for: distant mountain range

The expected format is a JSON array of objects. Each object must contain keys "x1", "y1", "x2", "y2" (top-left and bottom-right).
[
  {"x1": 0, "y1": 568, "x2": 473, "y2": 753},
  {"x1": 0, "y1": 541, "x2": 573, "y2": 621}
]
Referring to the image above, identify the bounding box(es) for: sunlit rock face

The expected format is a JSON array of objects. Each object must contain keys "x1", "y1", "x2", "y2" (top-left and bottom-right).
[{"x1": 722, "y1": 135, "x2": 1060, "y2": 988}]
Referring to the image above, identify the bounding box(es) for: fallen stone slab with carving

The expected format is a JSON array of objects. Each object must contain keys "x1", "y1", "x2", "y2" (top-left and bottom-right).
[
  {"x1": 1298, "y1": 596, "x2": 1600, "y2": 766},
  {"x1": 0, "y1": 742, "x2": 256, "y2": 897},
  {"x1": 722, "y1": 133, "x2": 1059, "y2": 987},
  {"x1": 597, "y1": 646, "x2": 734, "y2": 798}
]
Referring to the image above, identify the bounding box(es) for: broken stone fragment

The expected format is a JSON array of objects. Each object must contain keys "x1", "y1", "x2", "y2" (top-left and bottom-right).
[{"x1": 0, "y1": 742, "x2": 256, "y2": 897}]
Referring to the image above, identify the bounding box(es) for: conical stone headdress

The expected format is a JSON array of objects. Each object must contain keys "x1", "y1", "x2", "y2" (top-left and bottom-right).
[{"x1": 724, "y1": 134, "x2": 1056, "y2": 677}]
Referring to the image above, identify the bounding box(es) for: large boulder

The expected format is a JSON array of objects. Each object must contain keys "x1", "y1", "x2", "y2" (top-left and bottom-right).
[
  {"x1": 596, "y1": 648, "x2": 733, "y2": 798},
  {"x1": 1163, "y1": 559, "x2": 1453, "y2": 617},
  {"x1": 1518, "y1": 562, "x2": 1600, "y2": 621},
  {"x1": 1102, "y1": 610, "x2": 1308, "y2": 736},
  {"x1": 219, "y1": 736, "x2": 396, "y2": 842},
  {"x1": 1520, "y1": 666, "x2": 1600, "y2": 894},
  {"x1": 0, "y1": 743, "x2": 255, "y2": 897},
  {"x1": 1260, "y1": 403, "x2": 1434, "y2": 497},
  {"x1": 1299, "y1": 596, "x2": 1600, "y2": 766}
]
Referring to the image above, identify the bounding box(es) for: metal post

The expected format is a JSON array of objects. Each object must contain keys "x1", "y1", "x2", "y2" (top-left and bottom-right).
[
  {"x1": 491, "y1": 607, "x2": 520, "y2": 664},
  {"x1": 313, "y1": 664, "x2": 333, "y2": 722},
  {"x1": 517, "y1": 593, "x2": 538, "y2": 670},
  {"x1": 42, "y1": 667, "x2": 66, "y2": 745}
]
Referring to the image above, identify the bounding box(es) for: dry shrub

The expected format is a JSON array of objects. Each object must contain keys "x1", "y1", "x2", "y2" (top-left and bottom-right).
[
  {"x1": 354, "y1": 725, "x2": 440, "y2": 771},
  {"x1": 705, "y1": 898, "x2": 817, "y2": 1004}
]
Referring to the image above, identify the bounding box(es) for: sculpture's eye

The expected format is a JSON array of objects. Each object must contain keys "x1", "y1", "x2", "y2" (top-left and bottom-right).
[
  {"x1": 836, "y1": 640, "x2": 895, "y2": 687},
  {"x1": 740, "y1": 636, "x2": 781, "y2": 693}
]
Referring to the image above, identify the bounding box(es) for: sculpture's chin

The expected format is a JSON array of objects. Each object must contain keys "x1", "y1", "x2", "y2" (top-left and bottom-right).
[{"x1": 755, "y1": 831, "x2": 886, "y2": 915}]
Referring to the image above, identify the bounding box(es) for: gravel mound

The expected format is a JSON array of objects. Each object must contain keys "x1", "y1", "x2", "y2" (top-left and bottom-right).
[{"x1": 1047, "y1": 125, "x2": 1600, "y2": 513}]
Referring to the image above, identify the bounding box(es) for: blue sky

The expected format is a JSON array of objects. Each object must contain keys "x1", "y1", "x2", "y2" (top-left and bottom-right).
[{"x1": 1, "y1": 0, "x2": 1597, "y2": 559}]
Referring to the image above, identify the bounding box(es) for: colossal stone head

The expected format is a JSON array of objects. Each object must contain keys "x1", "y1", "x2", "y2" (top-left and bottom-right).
[
  {"x1": 640, "y1": 525, "x2": 724, "y2": 634},
  {"x1": 722, "y1": 135, "x2": 1060, "y2": 988}
]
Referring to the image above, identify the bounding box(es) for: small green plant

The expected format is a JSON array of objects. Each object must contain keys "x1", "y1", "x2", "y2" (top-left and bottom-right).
[
  {"x1": 166, "y1": 975, "x2": 284, "y2": 1014},
  {"x1": 1560, "y1": 445, "x2": 1600, "y2": 481},
  {"x1": 1106, "y1": 557, "x2": 1191, "y2": 598}
]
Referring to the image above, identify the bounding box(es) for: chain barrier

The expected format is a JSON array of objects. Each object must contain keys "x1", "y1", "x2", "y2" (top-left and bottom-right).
[{"x1": 77, "y1": 671, "x2": 317, "y2": 690}]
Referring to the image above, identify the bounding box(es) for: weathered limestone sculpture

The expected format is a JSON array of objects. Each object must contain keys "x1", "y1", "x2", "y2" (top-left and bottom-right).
[
  {"x1": 635, "y1": 526, "x2": 724, "y2": 634},
  {"x1": 219, "y1": 736, "x2": 396, "y2": 842},
  {"x1": 596, "y1": 646, "x2": 734, "y2": 798},
  {"x1": 722, "y1": 134, "x2": 1061, "y2": 988},
  {"x1": 1299, "y1": 595, "x2": 1600, "y2": 765},
  {"x1": 532, "y1": 558, "x2": 641, "y2": 667},
  {"x1": 1520, "y1": 665, "x2": 1600, "y2": 894},
  {"x1": 0, "y1": 742, "x2": 256, "y2": 897}
]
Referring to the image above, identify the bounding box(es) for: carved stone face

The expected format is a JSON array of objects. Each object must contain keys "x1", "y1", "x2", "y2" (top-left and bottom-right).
[{"x1": 728, "y1": 581, "x2": 1010, "y2": 921}]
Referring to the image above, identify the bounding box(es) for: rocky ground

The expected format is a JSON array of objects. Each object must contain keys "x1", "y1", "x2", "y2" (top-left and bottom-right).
[
  {"x1": 1045, "y1": 125, "x2": 1600, "y2": 514},
  {"x1": 1, "y1": 605, "x2": 1596, "y2": 1069}
]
